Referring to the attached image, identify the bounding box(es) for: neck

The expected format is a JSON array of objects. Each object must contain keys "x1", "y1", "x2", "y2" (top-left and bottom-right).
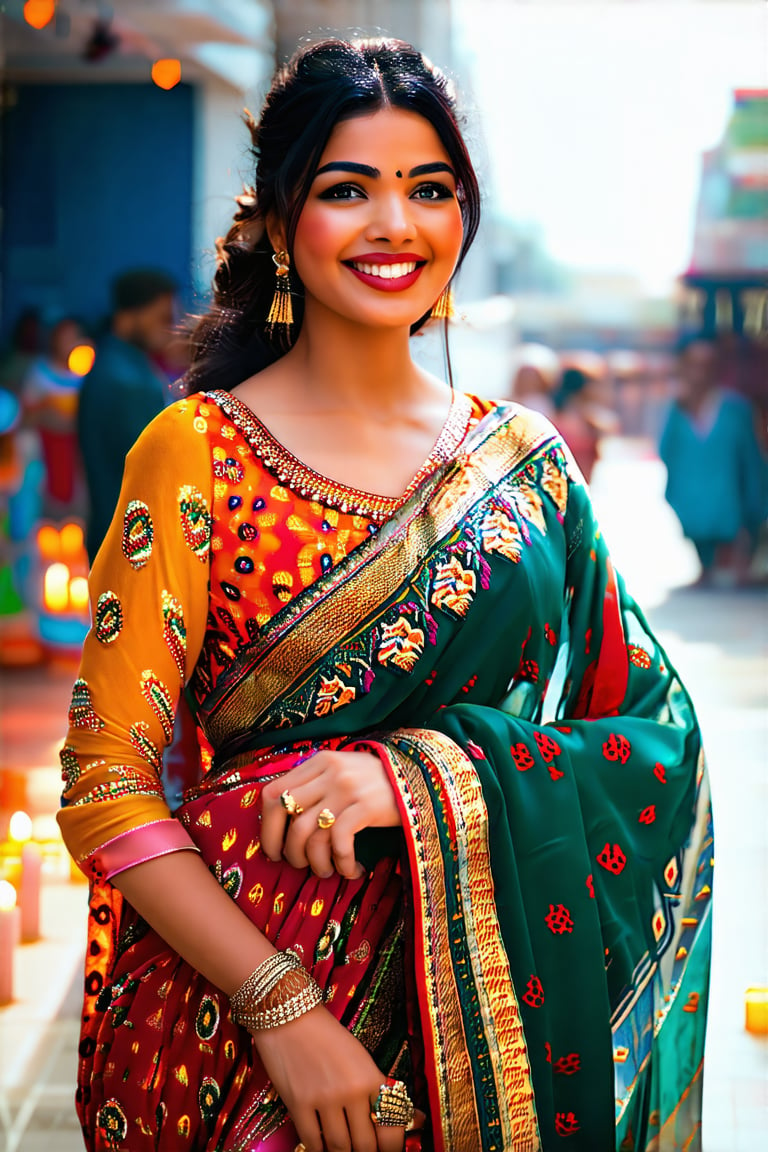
[{"x1": 282, "y1": 303, "x2": 431, "y2": 415}]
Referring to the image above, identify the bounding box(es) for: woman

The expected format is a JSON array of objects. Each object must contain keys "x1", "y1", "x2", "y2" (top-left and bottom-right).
[
  {"x1": 58, "y1": 39, "x2": 712, "y2": 1152},
  {"x1": 660, "y1": 334, "x2": 766, "y2": 586},
  {"x1": 22, "y1": 316, "x2": 89, "y2": 508}
]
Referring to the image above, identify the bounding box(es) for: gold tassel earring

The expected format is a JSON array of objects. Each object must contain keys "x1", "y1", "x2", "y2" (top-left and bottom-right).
[
  {"x1": 431, "y1": 285, "x2": 455, "y2": 320},
  {"x1": 266, "y1": 250, "x2": 294, "y2": 335}
]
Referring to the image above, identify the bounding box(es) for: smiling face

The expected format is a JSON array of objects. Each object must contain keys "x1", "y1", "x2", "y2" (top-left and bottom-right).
[{"x1": 282, "y1": 107, "x2": 465, "y2": 332}]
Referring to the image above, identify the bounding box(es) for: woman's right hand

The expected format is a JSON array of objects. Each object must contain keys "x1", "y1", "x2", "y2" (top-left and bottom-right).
[{"x1": 251, "y1": 1004, "x2": 410, "y2": 1152}]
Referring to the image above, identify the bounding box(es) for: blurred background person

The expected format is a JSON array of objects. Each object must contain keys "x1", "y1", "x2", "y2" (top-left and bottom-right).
[
  {"x1": 22, "y1": 316, "x2": 91, "y2": 513},
  {"x1": 0, "y1": 308, "x2": 41, "y2": 398},
  {"x1": 78, "y1": 267, "x2": 178, "y2": 563},
  {"x1": 551, "y1": 361, "x2": 620, "y2": 484},
  {"x1": 508, "y1": 342, "x2": 559, "y2": 416},
  {"x1": 660, "y1": 334, "x2": 767, "y2": 586}
]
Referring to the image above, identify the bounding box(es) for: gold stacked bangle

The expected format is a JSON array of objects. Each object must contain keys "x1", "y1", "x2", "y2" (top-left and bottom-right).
[{"x1": 230, "y1": 949, "x2": 323, "y2": 1032}]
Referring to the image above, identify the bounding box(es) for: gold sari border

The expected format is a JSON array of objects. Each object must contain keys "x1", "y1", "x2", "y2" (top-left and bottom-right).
[
  {"x1": 204, "y1": 406, "x2": 557, "y2": 748},
  {"x1": 385, "y1": 729, "x2": 541, "y2": 1152}
]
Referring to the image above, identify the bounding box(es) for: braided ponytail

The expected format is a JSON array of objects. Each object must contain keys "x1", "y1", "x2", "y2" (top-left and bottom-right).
[{"x1": 185, "y1": 38, "x2": 480, "y2": 395}]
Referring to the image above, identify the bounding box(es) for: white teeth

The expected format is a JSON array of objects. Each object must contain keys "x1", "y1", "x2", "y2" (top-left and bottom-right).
[{"x1": 351, "y1": 261, "x2": 418, "y2": 279}]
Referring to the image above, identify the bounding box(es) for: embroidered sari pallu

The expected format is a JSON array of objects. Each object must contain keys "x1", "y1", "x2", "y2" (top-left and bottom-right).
[
  {"x1": 77, "y1": 403, "x2": 712, "y2": 1151},
  {"x1": 189, "y1": 406, "x2": 711, "y2": 1150}
]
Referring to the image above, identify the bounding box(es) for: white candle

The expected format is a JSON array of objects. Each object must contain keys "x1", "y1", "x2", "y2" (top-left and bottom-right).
[
  {"x1": 20, "y1": 842, "x2": 42, "y2": 943},
  {"x1": 0, "y1": 880, "x2": 20, "y2": 1004}
]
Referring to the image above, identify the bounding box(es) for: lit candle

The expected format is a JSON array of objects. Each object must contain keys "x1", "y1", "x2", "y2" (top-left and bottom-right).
[
  {"x1": 20, "y1": 841, "x2": 42, "y2": 943},
  {"x1": 44, "y1": 562, "x2": 70, "y2": 613},
  {"x1": 68, "y1": 576, "x2": 90, "y2": 616},
  {"x1": 0, "y1": 880, "x2": 20, "y2": 1004}
]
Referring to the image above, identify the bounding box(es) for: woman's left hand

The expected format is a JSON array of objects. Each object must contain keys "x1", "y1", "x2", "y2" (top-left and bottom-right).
[{"x1": 259, "y1": 748, "x2": 401, "y2": 880}]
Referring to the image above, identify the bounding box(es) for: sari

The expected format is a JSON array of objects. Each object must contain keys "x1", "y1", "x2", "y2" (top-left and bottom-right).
[{"x1": 58, "y1": 390, "x2": 711, "y2": 1152}]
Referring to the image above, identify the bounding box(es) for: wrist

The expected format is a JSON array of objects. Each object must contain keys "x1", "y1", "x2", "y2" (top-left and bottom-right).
[{"x1": 230, "y1": 948, "x2": 324, "y2": 1033}]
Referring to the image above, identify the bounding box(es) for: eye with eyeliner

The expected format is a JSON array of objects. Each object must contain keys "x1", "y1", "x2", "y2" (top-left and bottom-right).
[
  {"x1": 316, "y1": 182, "x2": 366, "y2": 200},
  {"x1": 411, "y1": 181, "x2": 455, "y2": 201},
  {"x1": 316, "y1": 179, "x2": 454, "y2": 202}
]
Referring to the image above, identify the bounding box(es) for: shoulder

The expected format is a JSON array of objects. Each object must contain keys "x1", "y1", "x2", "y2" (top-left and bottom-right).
[
  {"x1": 125, "y1": 392, "x2": 217, "y2": 471},
  {"x1": 465, "y1": 392, "x2": 566, "y2": 446},
  {"x1": 720, "y1": 389, "x2": 753, "y2": 417}
]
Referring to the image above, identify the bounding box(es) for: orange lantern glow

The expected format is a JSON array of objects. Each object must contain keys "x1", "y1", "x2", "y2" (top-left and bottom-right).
[
  {"x1": 152, "y1": 59, "x2": 181, "y2": 90},
  {"x1": 59, "y1": 521, "x2": 84, "y2": 558},
  {"x1": 68, "y1": 344, "x2": 96, "y2": 377},
  {"x1": 23, "y1": 0, "x2": 55, "y2": 30},
  {"x1": 36, "y1": 524, "x2": 61, "y2": 562}
]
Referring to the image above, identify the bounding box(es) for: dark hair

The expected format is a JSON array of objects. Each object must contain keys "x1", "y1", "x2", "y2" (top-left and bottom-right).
[
  {"x1": 553, "y1": 367, "x2": 589, "y2": 412},
  {"x1": 186, "y1": 37, "x2": 481, "y2": 394},
  {"x1": 112, "y1": 268, "x2": 178, "y2": 313}
]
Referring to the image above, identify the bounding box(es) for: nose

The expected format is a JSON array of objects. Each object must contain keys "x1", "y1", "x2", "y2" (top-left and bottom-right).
[{"x1": 365, "y1": 190, "x2": 418, "y2": 246}]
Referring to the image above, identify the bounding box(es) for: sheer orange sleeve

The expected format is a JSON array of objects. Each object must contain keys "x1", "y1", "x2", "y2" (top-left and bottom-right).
[{"x1": 57, "y1": 396, "x2": 212, "y2": 877}]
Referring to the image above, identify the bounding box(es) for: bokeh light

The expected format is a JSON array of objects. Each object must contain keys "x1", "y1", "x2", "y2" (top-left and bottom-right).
[
  {"x1": 36, "y1": 524, "x2": 61, "y2": 561},
  {"x1": 23, "y1": 0, "x2": 55, "y2": 30},
  {"x1": 0, "y1": 881, "x2": 17, "y2": 912},
  {"x1": 151, "y1": 59, "x2": 181, "y2": 90},
  {"x1": 43, "y1": 563, "x2": 69, "y2": 613},
  {"x1": 68, "y1": 577, "x2": 90, "y2": 614},
  {"x1": 59, "y1": 521, "x2": 84, "y2": 557},
  {"x1": 68, "y1": 344, "x2": 95, "y2": 376},
  {"x1": 9, "y1": 811, "x2": 33, "y2": 843}
]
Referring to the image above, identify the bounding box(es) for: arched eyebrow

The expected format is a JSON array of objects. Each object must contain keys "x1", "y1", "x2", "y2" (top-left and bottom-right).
[
  {"x1": 408, "y1": 162, "x2": 456, "y2": 179},
  {"x1": 314, "y1": 161, "x2": 456, "y2": 180},
  {"x1": 315, "y1": 162, "x2": 380, "y2": 178}
]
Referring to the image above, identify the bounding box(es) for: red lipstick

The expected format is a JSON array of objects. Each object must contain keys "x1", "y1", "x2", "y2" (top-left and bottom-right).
[{"x1": 343, "y1": 252, "x2": 427, "y2": 292}]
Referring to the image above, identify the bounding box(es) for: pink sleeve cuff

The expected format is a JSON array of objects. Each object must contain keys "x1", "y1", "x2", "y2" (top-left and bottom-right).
[{"x1": 85, "y1": 818, "x2": 200, "y2": 879}]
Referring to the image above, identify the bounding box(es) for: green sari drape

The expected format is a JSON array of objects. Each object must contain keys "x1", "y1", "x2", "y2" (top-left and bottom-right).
[{"x1": 196, "y1": 402, "x2": 712, "y2": 1151}]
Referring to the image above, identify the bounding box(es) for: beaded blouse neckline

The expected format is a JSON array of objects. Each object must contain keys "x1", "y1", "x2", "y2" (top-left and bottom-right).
[{"x1": 205, "y1": 388, "x2": 474, "y2": 523}]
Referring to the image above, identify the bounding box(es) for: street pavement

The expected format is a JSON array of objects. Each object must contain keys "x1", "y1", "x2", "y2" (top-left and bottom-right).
[{"x1": 0, "y1": 438, "x2": 765, "y2": 1151}]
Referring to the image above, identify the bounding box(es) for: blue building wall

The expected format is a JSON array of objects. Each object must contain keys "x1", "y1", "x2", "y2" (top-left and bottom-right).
[{"x1": 1, "y1": 82, "x2": 195, "y2": 338}]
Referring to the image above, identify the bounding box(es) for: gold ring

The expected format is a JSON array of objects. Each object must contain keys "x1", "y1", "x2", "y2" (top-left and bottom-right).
[
  {"x1": 280, "y1": 790, "x2": 303, "y2": 816},
  {"x1": 317, "y1": 807, "x2": 336, "y2": 830},
  {"x1": 371, "y1": 1079, "x2": 414, "y2": 1127},
  {"x1": 294, "y1": 1145, "x2": 306, "y2": 1152}
]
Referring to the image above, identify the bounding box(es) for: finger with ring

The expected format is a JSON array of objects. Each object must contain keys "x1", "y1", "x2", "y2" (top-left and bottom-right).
[
  {"x1": 280, "y1": 789, "x2": 304, "y2": 816},
  {"x1": 317, "y1": 807, "x2": 336, "y2": 830},
  {"x1": 370, "y1": 1079, "x2": 415, "y2": 1128}
]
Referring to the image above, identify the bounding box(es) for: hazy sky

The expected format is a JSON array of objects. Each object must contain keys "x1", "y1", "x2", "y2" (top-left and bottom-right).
[{"x1": 454, "y1": 1, "x2": 766, "y2": 292}]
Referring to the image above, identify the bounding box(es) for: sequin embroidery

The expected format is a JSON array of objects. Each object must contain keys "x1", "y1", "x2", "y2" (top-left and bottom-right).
[
  {"x1": 122, "y1": 500, "x2": 154, "y2": 569},
  {"x1": 162, "y1": 590, "x2": 187, "y2": 681},
  {"x1": 129, "y1": 721, "x2": 162, "y2": 773},
  {"x1": 179, "y1": 485, "x2": 212, "y2": 562},
  {"x1": 94, "y1": 591, "x2": 124, "y2": 645},
  {"x1": 140, "y1": 671, "x2": 175, "y2": 742},
  {"x1": 60, "y1": 745, "x2": 82, "y2": 790},
  {"x1": 68, "y1": 678, "x2": 104, "y2": 731}
]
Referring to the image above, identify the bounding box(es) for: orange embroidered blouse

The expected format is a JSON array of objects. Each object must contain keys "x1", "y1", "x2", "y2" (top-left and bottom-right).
[{"x1": 58, "y1": 389, "x2": 493, "y2": 877}]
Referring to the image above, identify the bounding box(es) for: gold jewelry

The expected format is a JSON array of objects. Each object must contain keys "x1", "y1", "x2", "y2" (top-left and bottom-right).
[
  {"x1": 266, "y1": 249, "x2": 294, "y2": 335},
  {"x1": 371, "y1": 1079, "x2": 415, "y2": 1127},
  {"x1": 295, "y1": 1146, "x2": 306, "y2": 1152},
  {"x1": 230, "y1": 950, "x2": 323, "y2": 1032},
  {"x1": 236, "y1": 969, "x2": 323, "y2": 1030},
  {"x1": 431, "y1": 284, "x2": 454, "y2": 320},
  {"x1": 280, "y1": 789, "x2": 303, "y2": 816},
  {"x1": 317, "y1": 807, "x2": 336, "y2": 830}
]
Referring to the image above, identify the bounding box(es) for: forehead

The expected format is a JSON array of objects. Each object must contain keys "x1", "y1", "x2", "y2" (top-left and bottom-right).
[{"x1": 318, "y1": 107, "x2": 450, "y2": 167}]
